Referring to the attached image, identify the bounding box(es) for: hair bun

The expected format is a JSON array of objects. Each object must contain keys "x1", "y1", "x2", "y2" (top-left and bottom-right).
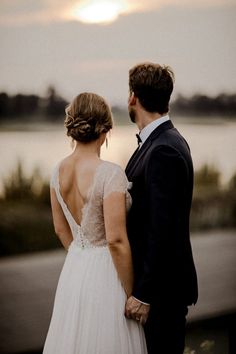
[
  {"x1": 64, "y1": 113, "x2": 75, "y2": 128},
  {"x1": 64, "y1": 92, "x2": 113, "y2": 143},
  {"x1": 65, "y1": 115, "x2": 98, "y2": 142},
  {"x1": 73, "y1": 120, "x2": 90, "y2": 129},
  {"x1": 74, "y1": 120, "x2": 93, "y2": 134}
]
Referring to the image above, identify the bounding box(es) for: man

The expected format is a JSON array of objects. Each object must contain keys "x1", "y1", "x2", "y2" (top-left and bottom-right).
[{"x1": 125, "y1": 62, "x2": 198, "y2": 354}]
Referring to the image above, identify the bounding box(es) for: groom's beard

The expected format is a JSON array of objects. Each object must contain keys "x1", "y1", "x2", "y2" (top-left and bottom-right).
[{"x1": 129, "y1": 107, "x2": 136, "y2": 123}]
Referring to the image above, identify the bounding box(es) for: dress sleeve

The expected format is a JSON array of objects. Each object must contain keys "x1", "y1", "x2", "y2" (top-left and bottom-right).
[{"x1": 103, "y1": 164, "x2": 129, "y2": 199}]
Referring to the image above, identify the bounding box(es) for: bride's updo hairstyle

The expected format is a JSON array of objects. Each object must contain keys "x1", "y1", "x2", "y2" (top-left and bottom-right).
[{"x1": 65, "y1": 93, "x2": 113, "y2": 143}]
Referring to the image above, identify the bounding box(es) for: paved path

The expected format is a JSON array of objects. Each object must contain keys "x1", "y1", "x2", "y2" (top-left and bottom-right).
[
  {"x1": 188, "y1": 230, "x2": 236, "y2": 322},
  {"x1": 0, "y1": 230, "x2": 236, "y2": 353}
]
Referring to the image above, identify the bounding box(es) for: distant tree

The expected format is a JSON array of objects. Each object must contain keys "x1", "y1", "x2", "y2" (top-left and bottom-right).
[
  {"x1": 0, "y1": 88, "x2": 68, "y2": 121},
  {"x1": 0, "y1": 92, "x2": 40, "y2": 119},
  {"x1": 191, "y1": 95, "x2": 212, "y2": 114},
  {"x1": 216, "y1": 93, "x2": 236, "y2": 114},
  {"x1": 227, "y1": 172, "x2": 236, "y2": 227},
  {"x1": 172, "y1": 93, "x2": 236, "y2": 116},
  {"x1": 171, "y1": 94, "x2": 189, "y2": 115},
  {"x1": 1, "y1": 90, "x2": 235, "y2": 121},
  {"x1": 11, "y1": 94, "x2": 24, "y2": 116},
  {"x1": 27, "y1": 94, "x2": 39, "y2": 114},
  {"x1": 0, "y1": 92, "x2": 9, "y2": 117},
  {"x1": 45, "y1": 86, "x2": 68, "y2": 119}
]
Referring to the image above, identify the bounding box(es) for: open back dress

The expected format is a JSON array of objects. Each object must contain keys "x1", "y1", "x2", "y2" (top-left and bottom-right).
[{"x1": 42, "y1": 160, "x2": 147, "y2": 354}]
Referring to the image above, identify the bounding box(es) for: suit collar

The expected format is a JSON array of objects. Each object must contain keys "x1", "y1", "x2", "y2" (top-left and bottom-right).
[
  {"x1": 125, "y1": 120, "x2": 174, "y2": 178},
  {"x1": 137, "y1": 119, "x2": 174, "y2": 153},
  {"x1": 147, "y1": 119, "x2": 174, "y2": 142},
  {"x1": 139, "y1": 114, "x2": 170, "y2": 146}
]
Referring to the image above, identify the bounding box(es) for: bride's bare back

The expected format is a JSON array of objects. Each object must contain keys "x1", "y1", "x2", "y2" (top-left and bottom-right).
[
  {"x1": 51, "y1": 156, "x2": 131, "y2": 248},
  {"x1": 58, "y1": 156, "x2": 102, "y2": 226}
]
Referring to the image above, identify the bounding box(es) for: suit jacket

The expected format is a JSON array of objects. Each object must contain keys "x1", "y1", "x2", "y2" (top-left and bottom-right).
[{"x1": 125, "y1": 120, "x2": 198, "y2": 307}]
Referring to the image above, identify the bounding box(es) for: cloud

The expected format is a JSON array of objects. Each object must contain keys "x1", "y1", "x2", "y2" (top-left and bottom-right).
[
  {"x1": 0, "y1": 0, "x2": 68, "y2": 26},
  {"x1": 0, "y1": 0, "x2": 235, "y2": 26},
  {"x1": 1, "y1": 4, "x2": 235, "y2": 103},
  {"x1": 139, "y1": 0, "x2": 235, "y2": 9}
]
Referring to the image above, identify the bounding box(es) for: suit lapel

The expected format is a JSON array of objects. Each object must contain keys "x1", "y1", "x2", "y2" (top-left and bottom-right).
[
  {"x1": 125, "y1": 146, "x2": 140, "y2": 174},
  {"x1": 126, "y1": 120, "x2": 174, "y2": 179},
  {"x1": 126, "y1": 140, "x2": 151, "y2": 178}
]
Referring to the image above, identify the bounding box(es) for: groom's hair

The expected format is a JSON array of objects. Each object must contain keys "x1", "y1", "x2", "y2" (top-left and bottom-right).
[{"x1": 129, "y1": 62, "x2": 174, "y2": 114}]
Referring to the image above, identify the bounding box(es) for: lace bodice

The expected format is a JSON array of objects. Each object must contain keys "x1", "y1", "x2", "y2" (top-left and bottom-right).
[{"x1": 50, "y1": 160, "x2": 132, "y2": 249}]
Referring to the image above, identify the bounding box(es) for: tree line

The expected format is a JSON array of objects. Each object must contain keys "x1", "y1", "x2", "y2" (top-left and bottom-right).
[
  {"x1": 172, "y1": 93, "x2": 236, "y2": 116},
  {"x1": 0, "y1": 86, "x2": 68, "y2": 121},
  {"x1": 0, "y1": 88, "x2": 236, "y2": 122}
]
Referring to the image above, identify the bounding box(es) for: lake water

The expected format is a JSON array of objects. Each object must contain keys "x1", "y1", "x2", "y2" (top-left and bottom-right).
[{"x1": 0, "y1": 118, "x2": 236, "y2": 193}]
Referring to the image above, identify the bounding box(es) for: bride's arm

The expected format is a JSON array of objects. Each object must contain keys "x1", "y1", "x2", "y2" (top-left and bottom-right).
[
  {"x1": 103, "y1": 192, "x2": 133, "y2": 297},
  {"x1": 50, "y1": 188, "x2": 73, "y2": 251}
]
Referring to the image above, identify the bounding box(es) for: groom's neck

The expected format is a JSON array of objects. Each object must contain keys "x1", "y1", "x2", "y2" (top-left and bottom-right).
[{"x1": 136, "y1": 109, "x2": 163, "y2": 131}]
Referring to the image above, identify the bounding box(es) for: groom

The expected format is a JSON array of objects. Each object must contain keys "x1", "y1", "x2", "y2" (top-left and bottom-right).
[{"x1": 125, "y1": 62, "x2": 198, "y2": 354}]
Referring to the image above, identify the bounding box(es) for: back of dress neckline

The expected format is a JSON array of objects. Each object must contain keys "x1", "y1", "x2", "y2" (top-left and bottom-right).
[{"x1": 56, "y1": 160, "x2": 106, "y2": 227}]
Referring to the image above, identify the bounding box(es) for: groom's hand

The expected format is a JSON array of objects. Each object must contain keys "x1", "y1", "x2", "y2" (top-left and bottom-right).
[{"x1": 125, "y1": 296, "x2": 150, "y2": 325}]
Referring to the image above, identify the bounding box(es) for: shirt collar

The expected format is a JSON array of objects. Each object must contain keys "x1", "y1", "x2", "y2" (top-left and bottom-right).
[{"x1": 139, "y1": 114, "x2": 170, "y2": 145}]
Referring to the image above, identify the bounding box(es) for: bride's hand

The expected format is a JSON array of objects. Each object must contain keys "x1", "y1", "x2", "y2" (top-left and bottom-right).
[{"x1": 125, "y1": 296, "x2": 150, "y2": 325}]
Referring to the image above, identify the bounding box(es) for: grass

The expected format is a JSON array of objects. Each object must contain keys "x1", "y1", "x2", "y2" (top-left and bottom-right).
[
  {"x1": 0, "y1": 200, "x2": 61, "y2": 257},
  {"x1": 191, "y1": 165, "x2": 236, "y2": 230}
]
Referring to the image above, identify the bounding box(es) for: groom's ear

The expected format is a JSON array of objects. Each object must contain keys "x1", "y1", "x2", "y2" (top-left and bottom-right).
[{"x1": 129, "y1": 92, "x2": 136, "y2": 106}]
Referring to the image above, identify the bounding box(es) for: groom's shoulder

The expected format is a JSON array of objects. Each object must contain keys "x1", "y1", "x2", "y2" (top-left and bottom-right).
[
  {"x1": 146, "y1": 134, "x2": 191, "y2": 168},
  {"x1": 152, "y1": 124, "x2": 191, "y2": 155}
]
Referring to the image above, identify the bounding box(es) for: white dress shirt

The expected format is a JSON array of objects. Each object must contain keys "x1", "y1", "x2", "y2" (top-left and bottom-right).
[{"x1": 138, "y1": 114, "x2": 170, "y2": 148}]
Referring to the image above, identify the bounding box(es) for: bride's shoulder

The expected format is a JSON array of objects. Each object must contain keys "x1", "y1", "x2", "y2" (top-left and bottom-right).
[
  {"x1": 101, "y1": 161, "x2": 129, "y2": 197},
  {"x1": 101, "y1": 160, "x2": 126, "y2": 176},
  {"x1": 50, "y1": 158, "x2": 67, "y2": 186},
  {"x1": 50, "y1": 161, "x2": 61, "y2": 188},
  {"x1": 51, "y1": 156, "x2": 72, "y2": 175},
  {"x1": 51, "y1": 159, "x2": 63, "y2": 176}
]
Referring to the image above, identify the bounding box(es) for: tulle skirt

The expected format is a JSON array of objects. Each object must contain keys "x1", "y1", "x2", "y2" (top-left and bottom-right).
[{"x1": 43, "y1": 241, "x2": 147, "y2": 354}]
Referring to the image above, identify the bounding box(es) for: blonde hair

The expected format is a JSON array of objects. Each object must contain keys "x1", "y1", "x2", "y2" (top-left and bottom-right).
[{"x1": 65, "y1": 92, "x2": 113, "y2": 143}]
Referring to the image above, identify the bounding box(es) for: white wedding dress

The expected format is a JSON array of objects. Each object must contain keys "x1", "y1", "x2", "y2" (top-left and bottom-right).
[{"x1": 43, "y1": 160, "x2": 147, "y2": 354}]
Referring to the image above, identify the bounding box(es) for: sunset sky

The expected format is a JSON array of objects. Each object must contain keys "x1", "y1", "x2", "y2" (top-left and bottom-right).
[{"x1": 0, "y1": 0, "x2": 235, "y2": 105}]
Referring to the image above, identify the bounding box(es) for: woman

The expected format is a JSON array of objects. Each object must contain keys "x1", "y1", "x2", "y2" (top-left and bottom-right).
[{"x1": 43, "y1": 93, "x2": 147, "y2": 353}]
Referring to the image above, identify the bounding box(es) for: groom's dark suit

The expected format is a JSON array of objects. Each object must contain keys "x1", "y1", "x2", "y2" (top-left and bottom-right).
[{"x1": 125, "y1": 120, "x2": 198, "y2": 353}]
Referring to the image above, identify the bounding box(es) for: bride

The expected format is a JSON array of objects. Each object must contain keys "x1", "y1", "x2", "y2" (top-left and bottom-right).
[{"x1": 42, "y1": 92, "x2": 147, "y2": 354}]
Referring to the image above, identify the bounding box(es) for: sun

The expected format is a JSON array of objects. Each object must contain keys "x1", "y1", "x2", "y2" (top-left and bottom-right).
[{"x1": 69, "y1": 0, "x2": 127, "y2": 24}]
